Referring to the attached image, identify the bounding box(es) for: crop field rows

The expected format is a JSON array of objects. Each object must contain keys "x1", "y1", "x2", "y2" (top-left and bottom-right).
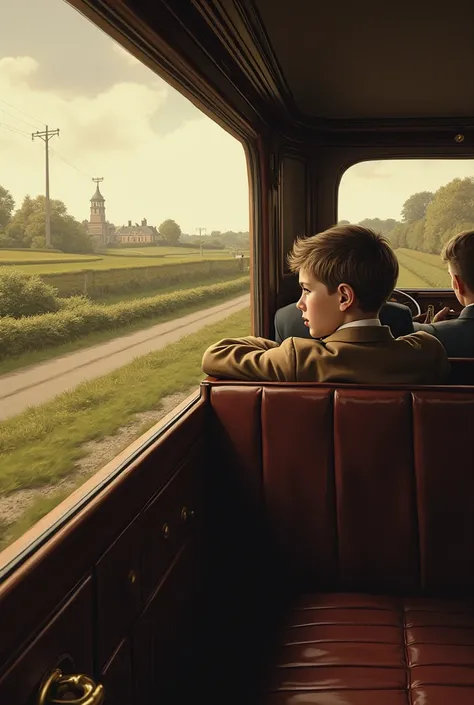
[{"x1": 396, "y1": 249, "x2": 450, "y2": 288}]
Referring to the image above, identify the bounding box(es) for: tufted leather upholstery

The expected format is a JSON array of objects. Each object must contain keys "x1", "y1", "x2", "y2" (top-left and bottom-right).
[
  {"x1": 266, "y1": 593, "x2": 474, "y2": 704},
  {"x1": 202, "y1": 381, "x2": 474, "y2": 704}
]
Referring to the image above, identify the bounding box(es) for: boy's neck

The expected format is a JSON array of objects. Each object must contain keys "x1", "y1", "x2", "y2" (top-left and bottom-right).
[
  {"x1": 462, "y1": 291, "x2": 474, "y2": 307},
  {"x1": 340, "y1": 310, "x2": 379, "y2": 325}
]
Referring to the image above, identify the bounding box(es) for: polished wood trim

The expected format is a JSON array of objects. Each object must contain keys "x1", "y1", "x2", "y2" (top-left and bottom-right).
[{"x1": 0, "y1": 399, "x2": 206, "y2": 668}]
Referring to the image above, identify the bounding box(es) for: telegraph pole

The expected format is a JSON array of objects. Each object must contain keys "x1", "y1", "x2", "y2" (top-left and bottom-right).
[
  {"x1": 32, "y1": 125, "x2": 60, "y2": 248},
  {"x1": 195, "y1": 227, "x2": 207, "y2": 256}
]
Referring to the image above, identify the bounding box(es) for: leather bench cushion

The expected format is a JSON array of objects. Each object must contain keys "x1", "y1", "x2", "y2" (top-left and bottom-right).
[{"x1": 263, "y1": 593, "x2": 474, "y2": 705}]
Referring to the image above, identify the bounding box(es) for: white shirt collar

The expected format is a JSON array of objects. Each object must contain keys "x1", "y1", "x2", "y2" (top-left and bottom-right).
[
  {"x1": 465, "y1": 302, "x2": 474, "y2": 308},
  {"x1": 337, "y1": 318, "x2": 382, "y2": 331}
]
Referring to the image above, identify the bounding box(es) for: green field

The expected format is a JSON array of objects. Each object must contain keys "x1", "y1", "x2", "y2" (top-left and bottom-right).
[
  {"x1": 396, "y1": 248, "x2": 451, "y2": 288},
  {"x1": 0, "y1": 246, "x2": 449, "y2": 287},
  {"x1": 0, "y1": 247, "x2": 240, "y2": 274}
]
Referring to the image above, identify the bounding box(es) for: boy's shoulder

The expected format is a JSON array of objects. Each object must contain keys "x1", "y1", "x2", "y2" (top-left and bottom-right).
[{"x1": 400, "y1": 330, "x2": 446, "y2": 349}]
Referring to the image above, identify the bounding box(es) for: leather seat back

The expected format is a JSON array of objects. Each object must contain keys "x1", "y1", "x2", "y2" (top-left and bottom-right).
[{"x1": 203, "y1": 382, "x2": 474, "y2": 597}]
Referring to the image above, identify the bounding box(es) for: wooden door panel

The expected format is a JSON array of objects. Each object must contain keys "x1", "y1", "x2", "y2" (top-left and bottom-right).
[
  {"x1": 100, "y1": 639, "x2": 133, "y2": 705},
  {"x1": 95, "y1": 515, "x2": 143, "y2": 671},
  {"x1": 133, "y1": 538, "x2": 202, "y2": 705},
  {"x1": 141, "y1": 441, "x2": 204, "y2": 603},
  {"x1": 0, "y1": 577, "x2": 94, "y2": 705},
  {"x1": 0, "y1": 401, "x2": 207, "y2": 704}
]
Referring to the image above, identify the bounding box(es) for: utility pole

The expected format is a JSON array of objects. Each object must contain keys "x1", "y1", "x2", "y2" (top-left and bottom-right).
[
  {"x1": 32, "y1": 125, "x2": 60, "y2": 248},
  {"x1": 195, "y1": 227, "x2": 207, "y2": 256}
]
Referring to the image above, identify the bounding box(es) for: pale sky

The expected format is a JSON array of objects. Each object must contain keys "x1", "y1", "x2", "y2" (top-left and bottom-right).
[{"x1": 0, "y1": 0, "x2": 473, "y2": 233}]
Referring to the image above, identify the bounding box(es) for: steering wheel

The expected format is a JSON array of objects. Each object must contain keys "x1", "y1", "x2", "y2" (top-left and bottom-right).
[{"x1": 391, "y1": 289, "x2": 422, "y2": 317}]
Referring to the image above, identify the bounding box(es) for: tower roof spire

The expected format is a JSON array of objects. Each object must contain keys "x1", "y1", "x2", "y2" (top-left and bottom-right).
[{"x1": 91, "y1": 176, "x2": 105, "y2": 202}]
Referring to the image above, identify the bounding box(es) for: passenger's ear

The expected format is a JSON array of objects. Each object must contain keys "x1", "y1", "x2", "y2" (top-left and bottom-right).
[
  {"x1": 453, "y1": 273, "x2": 466, "y2": 297},
  {"x1": 338, "y1": 283, "x2": 355, "y2": 311}
]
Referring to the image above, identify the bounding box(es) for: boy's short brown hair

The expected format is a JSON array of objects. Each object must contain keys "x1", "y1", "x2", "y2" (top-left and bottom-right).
[
  {"x1": 287, "y1": 224, "x2": 399, "y2": 312},
  {"x1": 441, "y1": 230, "x2": 474, "y2": 292}
]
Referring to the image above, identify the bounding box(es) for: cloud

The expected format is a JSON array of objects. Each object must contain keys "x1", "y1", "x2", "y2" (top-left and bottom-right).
[
  {"x1": 349, "y1": 160, "x2": 391, "y2": 179},
  {"x1": 111, "y1": 42, "x2": 142, "y2": 67},
  {"x1": 0, "y1": 55, "x2": 249, "y2": 233}
]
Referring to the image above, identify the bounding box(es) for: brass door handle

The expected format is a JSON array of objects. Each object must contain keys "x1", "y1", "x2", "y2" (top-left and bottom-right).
[{"x1": 37, "y1": 668, "x2": 105, "y2": 705}]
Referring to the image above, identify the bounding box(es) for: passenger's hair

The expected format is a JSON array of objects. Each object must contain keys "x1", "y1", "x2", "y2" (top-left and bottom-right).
[
  {"x1": 287, "y1": 224, "x2": 399, "y2": 312},
  {"x1": 441, "y1": 230, "x2": 474, "y2": 292}
]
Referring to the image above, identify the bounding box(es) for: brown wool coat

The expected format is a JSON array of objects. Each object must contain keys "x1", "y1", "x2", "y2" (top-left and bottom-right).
[{"x1": 202, "y1": 326, "x2": 450, "y2": 384}]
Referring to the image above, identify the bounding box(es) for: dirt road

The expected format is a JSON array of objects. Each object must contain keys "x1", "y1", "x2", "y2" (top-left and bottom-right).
[{"x1": 0, "y1": 294, "x2": 249, "y2": 421}]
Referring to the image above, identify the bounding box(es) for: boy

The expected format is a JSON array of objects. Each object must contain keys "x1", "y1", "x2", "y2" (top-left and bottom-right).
[
  {"x1": 202, "y1": 225, "x2": 449, "y2": 384},
  {"x1": 414, "y1": 230, "x2": 474, "y2": 357}
]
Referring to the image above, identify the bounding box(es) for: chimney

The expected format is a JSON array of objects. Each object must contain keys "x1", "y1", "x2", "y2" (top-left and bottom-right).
[
  {"x1": 141, "y1": 218, "x2": 147, "y2": 227},
  {"x1": 128, "y1": 220, "x2": 132, "y2": 227}
]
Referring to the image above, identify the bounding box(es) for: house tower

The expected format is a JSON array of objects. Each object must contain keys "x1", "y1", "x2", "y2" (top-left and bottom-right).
[{"x1": 87, "y1": 177, "x2": 108, "y2": 246}]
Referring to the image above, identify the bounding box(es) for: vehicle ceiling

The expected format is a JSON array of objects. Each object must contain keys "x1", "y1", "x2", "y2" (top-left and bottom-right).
[{"x1": 252, "y1": 0, "x2": 474, "y2": 120}]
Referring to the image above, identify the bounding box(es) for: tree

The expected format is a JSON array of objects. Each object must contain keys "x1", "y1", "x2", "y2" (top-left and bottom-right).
[
  {"x1": 158, "y1": 219, "x2": 181, "y2": 244},
  {"x1": 6, "y1": 195, "x2": 93, "y2": 253},
  {"x1": 0, "y1": 185, "x2": 15, "y2": 231},
  {"x1": 387, "y1": 222, "x2": 408, "y2": 249},
  {"x1": 423, "y1": 178, "x2": 474, "y2": 253},
  {"x1": 401, "y1": 191, "x2": 434, "y2": 223},
  {"x1": 405, "y1": 219, "x2": 425, "y2": 251},
  {"x1": 358, "y1": 218, "x2": 398, "y2": 234}
]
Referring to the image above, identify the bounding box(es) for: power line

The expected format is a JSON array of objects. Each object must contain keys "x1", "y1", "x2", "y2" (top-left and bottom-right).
[
  {"x1": 0, "y1": 98, "x2": 44, "y2": 129},
  {"x1": 0, "y1": 106, "x2": 40, "y2": 132},
  {"x1": 0, "y1": 121, "x2": 30, "y2": 138},
  {"x1": 50, "y1": 147, "x2": 91, "y2": 179},
  {"x1": 195, "y1": 227, "x2": 207, "y2": 257},
  {"x1": 32, "y1": 126, "x2": 60, "y2": 249},
  {"x1": 0, "y1": 119, "x2": 91, "y2": 180}
]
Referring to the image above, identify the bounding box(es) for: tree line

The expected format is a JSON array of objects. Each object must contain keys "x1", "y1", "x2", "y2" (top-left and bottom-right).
[
  {"x1": 0, "y1": 191, "x2": 94, "y2": 253},
  {"x1": 1, "y1": 175, "x2": 471, "y2": 255},
  {"x1": 351, "y1": 176, "x2": 474, "y2": 253},
  {"x1": 0, "y1": 186, "x2": 250, "y2": 253}
]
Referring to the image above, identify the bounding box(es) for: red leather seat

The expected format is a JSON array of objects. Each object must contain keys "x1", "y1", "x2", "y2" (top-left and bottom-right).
[
  {"x1": 265, "y1": 593, "x2": 474, "y2": 704},
  {"x1": 202, "y1": 381, "x2": 474, "y2": 705}
]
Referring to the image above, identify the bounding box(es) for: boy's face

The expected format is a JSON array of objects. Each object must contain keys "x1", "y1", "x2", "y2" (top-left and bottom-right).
[{"x1": 296, "y1": 269, "x2": 350, "y2": 338}]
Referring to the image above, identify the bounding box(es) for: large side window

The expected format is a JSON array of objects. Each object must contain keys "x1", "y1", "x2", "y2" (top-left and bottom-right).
[
  {"x1": 0, "y1": 0, "x2": 250, "y2": 566},
  {"x1": 338, "y1": 159, "x2": 474, "y2": 288}
]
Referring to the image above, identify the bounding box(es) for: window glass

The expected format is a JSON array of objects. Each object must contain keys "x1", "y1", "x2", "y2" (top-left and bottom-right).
[
  {"x1": 0, "y1": 0, "x2": 250, "y2": 566},
  {"x1": 338, "y1": 159, "x2": 474, "y2": 287}
]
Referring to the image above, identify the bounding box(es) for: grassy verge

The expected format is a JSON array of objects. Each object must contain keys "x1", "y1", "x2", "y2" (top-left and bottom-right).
[
  {"x1": 0, "y1": 307, "x2": 250, "y2": 493},
  {"x1": 0, "y1": 306, "x2": 249, "y2": 550},
  {"x1": 0, "y1": 277, "x2": 249, "y2": 376}
]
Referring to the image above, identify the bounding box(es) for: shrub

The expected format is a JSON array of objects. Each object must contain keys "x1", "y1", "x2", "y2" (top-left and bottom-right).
[
  {"x1": 0, "y1": 268, "x2": 60, "y2": 318},
  {"x1": 0, "y1": 276, "x2": 249, "y2": 359}
]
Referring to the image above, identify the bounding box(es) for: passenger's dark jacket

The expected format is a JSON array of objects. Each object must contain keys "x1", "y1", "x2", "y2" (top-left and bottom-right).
[{"x1": 414, "y1": 305, "x2": 474, "y2": 357}]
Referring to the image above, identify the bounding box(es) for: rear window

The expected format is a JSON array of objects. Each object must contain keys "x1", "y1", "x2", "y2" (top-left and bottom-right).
[{"x1": 338, "y1": 159, "x2": 474, "y2": 288}]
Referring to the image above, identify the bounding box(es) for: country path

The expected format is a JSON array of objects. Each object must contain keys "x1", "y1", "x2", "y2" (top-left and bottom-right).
[{"x1": 0, "y1": 293, "x2": 250, "y2": 421}]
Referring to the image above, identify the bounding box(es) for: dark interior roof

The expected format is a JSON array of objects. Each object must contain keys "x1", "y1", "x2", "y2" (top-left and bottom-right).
[{"x1": 253, "y1": 0, "x2": 474, "y2": 119}]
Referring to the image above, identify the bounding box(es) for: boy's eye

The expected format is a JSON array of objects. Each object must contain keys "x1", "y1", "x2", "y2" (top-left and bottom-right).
[{"x1": 301, "y1": 287, "x2": 310, "y2": 294}]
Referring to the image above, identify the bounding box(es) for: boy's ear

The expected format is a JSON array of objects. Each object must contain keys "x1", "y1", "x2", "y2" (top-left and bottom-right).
[
  {"x1": 452, "y1": 272, "x2": 466, "y2": 296},
  {"x1": 338, "y1": 283, "x2": 356, "y2": 311}
]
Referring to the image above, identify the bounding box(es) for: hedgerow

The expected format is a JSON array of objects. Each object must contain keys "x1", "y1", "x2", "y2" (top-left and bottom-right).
[
  {"x1": 0, "y1": 268, "x2": 60, "y2": 318},
  {"x1": 0, "y1": 276, "x2": 249, "y2": 359}
]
